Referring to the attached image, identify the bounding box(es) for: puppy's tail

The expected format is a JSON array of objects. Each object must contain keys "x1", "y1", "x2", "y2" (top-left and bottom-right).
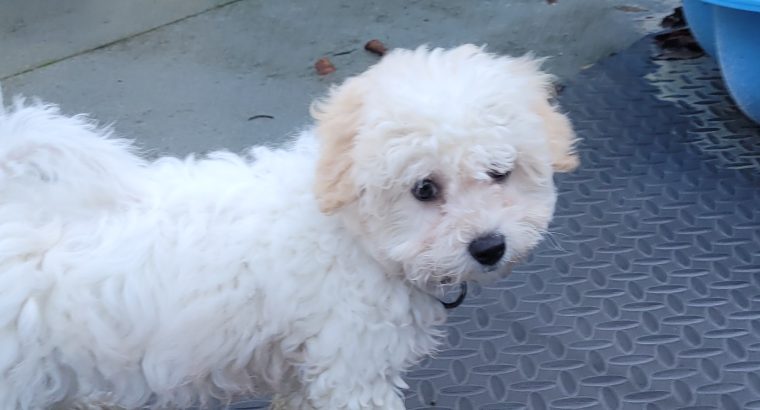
[{"x1": 0, "y1": 98, "x2": 146, "y2": 213}]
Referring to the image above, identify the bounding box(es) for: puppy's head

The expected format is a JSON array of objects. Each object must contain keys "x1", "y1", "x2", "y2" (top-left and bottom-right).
[{"x1": 312, "y1": 45, "x2": 578, "y2": 290}]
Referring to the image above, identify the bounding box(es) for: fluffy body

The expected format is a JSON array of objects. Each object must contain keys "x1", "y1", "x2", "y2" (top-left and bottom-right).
[{"x1": 0, "y1": 45, "x2": 577, "y2": 409}]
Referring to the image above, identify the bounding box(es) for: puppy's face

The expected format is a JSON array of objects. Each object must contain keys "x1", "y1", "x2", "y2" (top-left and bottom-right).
[{"x1": 313, "y1": 45, "x2": 578, "y2": 291}]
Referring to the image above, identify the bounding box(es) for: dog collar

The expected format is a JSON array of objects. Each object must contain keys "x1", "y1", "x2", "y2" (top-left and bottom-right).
[{"x1": 439, "y1": 282, "x2": 468, "y2": 309}]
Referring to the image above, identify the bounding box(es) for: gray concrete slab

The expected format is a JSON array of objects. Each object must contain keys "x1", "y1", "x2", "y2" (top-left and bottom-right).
[
  {"x1": 2, "y1": 0, "x2": 678, "y2": 155},
  {"x1": 0, "y1": 0, "x2": 236, "y2": 79}
]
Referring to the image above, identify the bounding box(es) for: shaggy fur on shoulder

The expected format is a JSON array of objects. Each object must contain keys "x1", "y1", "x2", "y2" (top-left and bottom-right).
[{"x1": 0, "y1": 45, "x2": 577, "y2": 409}]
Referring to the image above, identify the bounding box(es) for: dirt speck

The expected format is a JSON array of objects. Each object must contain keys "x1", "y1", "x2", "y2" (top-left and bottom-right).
[
  {"x1": 660, "y1": 6, "x2": 686, "y2": 29},
  {"x1": 653, "y1": 28, "x2": 704, "y2": 60}
]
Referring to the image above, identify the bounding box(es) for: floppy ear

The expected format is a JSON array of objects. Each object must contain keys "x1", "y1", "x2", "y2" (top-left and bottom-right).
[
  {"x1": 535, "y1": 98, "x2": 579, "y2": 173},
  {"x1": 501, "y1": 53, "x2": 580, "y2": 173},
  {"x1": 311, "y1": 79, "x2": 364, "y2": 214}
]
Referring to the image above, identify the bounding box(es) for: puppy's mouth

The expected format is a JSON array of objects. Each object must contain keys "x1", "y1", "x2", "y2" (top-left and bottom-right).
[
  {"x1": 483, "y1": 265, "x2": 501, "y2": 273},
  {"x1": 436, "y1": 259, "x2": 516, "y2": 285},
  {"x1": 430, "y1": 260, "x2": 518, "y2": 309},
  {"x1": 481, "y1": 259, "x2": 516, "y2": 277}
]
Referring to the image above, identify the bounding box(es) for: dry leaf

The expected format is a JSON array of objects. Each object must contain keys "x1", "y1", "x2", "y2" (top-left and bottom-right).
[
  {"x1": 314, "y1": 57, "x2": 336, "y2": 75},
  {"x1": 364, "y1": 39, "x2": 388, "y2": 56}
]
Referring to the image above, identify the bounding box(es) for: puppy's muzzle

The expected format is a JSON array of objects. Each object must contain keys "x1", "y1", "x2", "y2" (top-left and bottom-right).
[{"x1": 468, "y1": 233, "x2": 506, "y2": 266}]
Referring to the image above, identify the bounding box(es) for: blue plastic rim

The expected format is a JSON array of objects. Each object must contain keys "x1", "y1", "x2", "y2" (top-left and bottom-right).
[
  {"x1": 682, "y1": 0, "x2": 717, "y2": 56},
  {"x1": 713, "y1": 6, "x2": 760, "y2": 122},
  {"x1": 682, "y1": 0, "x2": 760, "y2": 123},
  {"x1": 704, "y1": 0, "x2": 760, "y2": 11}
]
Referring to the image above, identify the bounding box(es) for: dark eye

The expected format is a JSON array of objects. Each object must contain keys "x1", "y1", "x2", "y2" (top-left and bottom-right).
[
  {"x1": 487, "y1": 169, "x2": 511, "y2": 182},
  {"x1": 412, "y1": 178, "x2": 439, "y2": 202}
]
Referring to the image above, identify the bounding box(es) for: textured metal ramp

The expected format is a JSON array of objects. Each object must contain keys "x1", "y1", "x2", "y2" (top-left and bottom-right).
[{"x1": 231, "y1": 37, "x2": 760, "y2": 409}]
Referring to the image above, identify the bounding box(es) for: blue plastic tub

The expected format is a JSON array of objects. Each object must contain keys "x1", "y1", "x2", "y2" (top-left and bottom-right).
[{"x1": 682, "y1": 0, "x2": 760, "y2": 123}]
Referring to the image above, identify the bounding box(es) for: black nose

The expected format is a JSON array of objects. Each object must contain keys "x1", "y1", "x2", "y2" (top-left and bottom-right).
[{"x1": 468, "y1": 233, "x2": 506, "y2": 266}]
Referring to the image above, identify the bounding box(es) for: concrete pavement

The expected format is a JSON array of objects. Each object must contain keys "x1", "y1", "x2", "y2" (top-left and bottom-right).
[{"x1": 1, "y1": 0, "x2": 678, "y2": 155}]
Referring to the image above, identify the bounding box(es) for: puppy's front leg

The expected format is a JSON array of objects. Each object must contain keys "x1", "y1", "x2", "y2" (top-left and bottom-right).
[
  {"x1": 272, "y1": 379, "x2": 403, "y2": 410},
  {"x1": 270, "y1": 393, "x2": 314, "y2": 410},
  {"x1": 294, "y1": 323, "x2": 411, "y2": 410},
  {"x1": 302, "y1": 374, "x2": 405, "y2": 410},
  {"x1": 307, "y1": 374, "x2": 406, "y2": 410}
]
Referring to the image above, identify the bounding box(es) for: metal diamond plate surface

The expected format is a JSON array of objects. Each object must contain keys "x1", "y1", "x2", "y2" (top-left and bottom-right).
[{"x1": 230, "y1": 37, "x2": 760, "y2": 410}]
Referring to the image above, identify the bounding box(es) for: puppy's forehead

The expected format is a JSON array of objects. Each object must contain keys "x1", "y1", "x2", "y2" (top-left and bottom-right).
[
  {"x1": 387, "y1": 136, "x2": 519, "y2": 182},
  {"x1": 467, "y1": 143, "x2": 517, "y2": 169},
  {"x1": 361, "y1": 47, "x2": 548, "y2": 123}
]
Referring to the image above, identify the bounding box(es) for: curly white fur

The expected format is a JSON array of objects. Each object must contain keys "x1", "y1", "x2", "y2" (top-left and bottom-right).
[{"x1": 0, "y1": 45, "x2": 577, "y2": 409}]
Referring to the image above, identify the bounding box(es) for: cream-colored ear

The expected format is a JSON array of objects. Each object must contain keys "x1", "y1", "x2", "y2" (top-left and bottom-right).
[
  {"x1": 311, "y1": 79, "x2": 364, "y2": 214},
  {"x1": 535, "y1": 99, "x2": 579, "y2": 172},
  {"x1": 501, "y1": 53, "x2": 579, "y2": 172}
]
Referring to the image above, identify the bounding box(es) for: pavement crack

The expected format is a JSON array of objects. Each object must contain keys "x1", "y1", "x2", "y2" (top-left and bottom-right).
[{"x1": 0, "y1": 0, "x2": 248, "y2": 82}]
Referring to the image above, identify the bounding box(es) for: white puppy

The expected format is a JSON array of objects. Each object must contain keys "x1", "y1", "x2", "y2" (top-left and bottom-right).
[{"x1": 0, "y1": 45, "x2": 577, "y2": 409}]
